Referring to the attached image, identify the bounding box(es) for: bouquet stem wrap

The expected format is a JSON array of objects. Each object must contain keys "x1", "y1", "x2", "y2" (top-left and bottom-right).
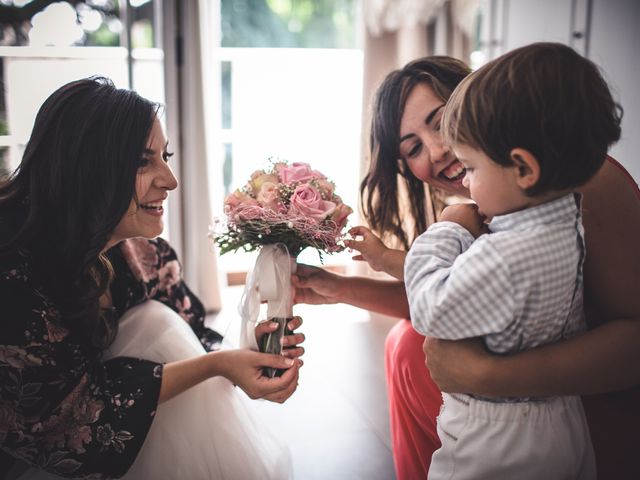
[{"x1": 239, "y1": 244, "x2": 296, "y2": 377}]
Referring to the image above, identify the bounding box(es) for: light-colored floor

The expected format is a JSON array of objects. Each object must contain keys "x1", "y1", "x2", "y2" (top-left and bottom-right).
[{"x1": 208, "y1": 286, "x2": 399, "y2": 480}]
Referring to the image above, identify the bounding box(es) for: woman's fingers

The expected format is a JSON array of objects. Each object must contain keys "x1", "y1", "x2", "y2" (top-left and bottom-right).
[
  {"x1": 255, "y1": 320, "x2": 279, "y2": 337},
  {"x1": 264, "y1": 361, "x2": 300, "y2": 402},
  {"x1": 294, "y1": 263, "x2": 317, "y2": 278},
  {"x1": 282, "y1": 332, "x2": 305, "y2": 347},
  {"x1": 282, "y1": 317, "x2": 305, "y2": 358},
  {"x1": 287, "y1": 316, "x2": 303, "y2": 331},
  {"x1": 345, "y1": 226, "x2": 369, "y2": 250},
  {"x1": 259, "y1": 353, "x2": 296, "y2": 370},
  {"x1": 282, "y1": 346, "x2": 305, "y2": 359},
  {"x1": 255, "y1": 316, "x2": 303, "y2": 342},
  {"x1": 348, "y1": 225, "x2": 370, "y2": 237}
]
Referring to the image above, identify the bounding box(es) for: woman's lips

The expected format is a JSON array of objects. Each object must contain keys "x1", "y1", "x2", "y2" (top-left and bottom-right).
[{"x1": 441, "y1": 160, "x2": 465, "y2": 180}]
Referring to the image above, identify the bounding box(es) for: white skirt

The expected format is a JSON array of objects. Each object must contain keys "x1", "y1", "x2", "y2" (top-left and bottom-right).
[{"x1": 19, "y1": 300, "x2": 292, "y2": 480}]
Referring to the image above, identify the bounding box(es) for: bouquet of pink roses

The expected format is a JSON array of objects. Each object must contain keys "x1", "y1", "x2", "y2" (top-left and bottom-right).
[
  {"x1": 215, "y1": 160, "x2": 352, "y2": 258},
  {"x1": 213, "y1": 159, "x2": 352, "y2": 377}
]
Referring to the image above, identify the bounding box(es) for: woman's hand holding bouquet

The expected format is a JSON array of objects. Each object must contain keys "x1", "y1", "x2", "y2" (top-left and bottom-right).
[{"x1": 213, "y1": 160, "x2": 352, "y2": 377}]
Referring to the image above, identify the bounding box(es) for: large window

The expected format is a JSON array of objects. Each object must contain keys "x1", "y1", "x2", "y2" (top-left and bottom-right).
[
  {"x1": 214, "y1": 0, "x2": 363, "y2": 274},
  {"x1": 0, "y1": 0, "x2": 164, "y2": 172}
]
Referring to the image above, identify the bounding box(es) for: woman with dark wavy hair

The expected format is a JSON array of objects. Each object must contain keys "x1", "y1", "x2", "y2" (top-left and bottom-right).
[
  {"x1": 0, "y1": 77, "x2": 301, "y2": 479},
  {"x1": 293, "y1": 53, "x2": 640, "y2": 479}
]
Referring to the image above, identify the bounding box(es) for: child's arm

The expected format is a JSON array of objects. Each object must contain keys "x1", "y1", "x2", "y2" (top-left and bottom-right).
[
  {"x1": 405, "y1": 210, "x2": 508, "y2": 339},
  {"x1": 344, "y1": 226, "x2": 406, "y2": 280}
]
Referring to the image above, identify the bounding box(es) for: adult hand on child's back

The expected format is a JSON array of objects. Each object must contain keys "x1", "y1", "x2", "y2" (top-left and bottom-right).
[
  {"x1": 440, "y1": 204, "x2": 489, "y2": 238},
  {"x1": 423, "y1": 336, "x2": 491, "y2": 395},
  {"x1": 345, "y1": 226, "x2": 389, "y2": 272}
]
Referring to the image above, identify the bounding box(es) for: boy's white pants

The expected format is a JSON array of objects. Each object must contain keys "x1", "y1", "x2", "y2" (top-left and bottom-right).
[{"x1": 428, "y1": 393, "x2": 596, "y2": 480}]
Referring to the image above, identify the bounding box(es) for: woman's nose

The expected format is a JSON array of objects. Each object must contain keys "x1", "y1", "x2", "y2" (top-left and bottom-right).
[
  {"x1": 157, "y1": 161, "x2": 178, "y2": 191},
  {"x1": 428, "y1": 138, "x2": 449, "y2": 164}
]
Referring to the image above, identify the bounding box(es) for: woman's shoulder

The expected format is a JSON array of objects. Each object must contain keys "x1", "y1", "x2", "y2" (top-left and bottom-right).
[
  {"x1": 111, "y1": 237, "x2": 182, "y2": 299},
  {"x1": 579, "y1": 156, "x2": 640, "y2": 325},
  {"x1": 580, "y1": 157, "x2": 640, "y2": 205}
]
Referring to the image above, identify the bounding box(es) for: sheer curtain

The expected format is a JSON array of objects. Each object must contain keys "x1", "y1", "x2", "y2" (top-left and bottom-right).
[{"x1": 162, "y1": 0, "x2": 223, "y2": 312}]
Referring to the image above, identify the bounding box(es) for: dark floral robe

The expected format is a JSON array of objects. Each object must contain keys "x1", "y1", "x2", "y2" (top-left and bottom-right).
[{"x1": 0, "y1": 237, "x2": 222, "y2": 479}]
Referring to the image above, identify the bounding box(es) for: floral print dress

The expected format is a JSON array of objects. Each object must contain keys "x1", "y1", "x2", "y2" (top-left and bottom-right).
[{"x1": 0, "y1": 237, "x2": 222, "y2": 479}]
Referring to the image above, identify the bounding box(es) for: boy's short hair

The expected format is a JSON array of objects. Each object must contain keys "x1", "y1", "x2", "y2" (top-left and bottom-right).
[{"x1": 442, "y1": 42, "x2": 622, "y2": 195}]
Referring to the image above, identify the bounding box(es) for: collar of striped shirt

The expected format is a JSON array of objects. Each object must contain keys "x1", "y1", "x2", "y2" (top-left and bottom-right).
[{"x1": 488, "y1": 192, "x2": 582, "y2": 233}]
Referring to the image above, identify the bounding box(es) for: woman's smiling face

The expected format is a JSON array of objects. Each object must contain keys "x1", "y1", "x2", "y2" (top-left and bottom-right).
[
  {"x1": 107, "y1": 118, "x2": 178, "y2": 249},
  {"x1": 399, "y1": 83, "x2": 470, "y2": 198}
]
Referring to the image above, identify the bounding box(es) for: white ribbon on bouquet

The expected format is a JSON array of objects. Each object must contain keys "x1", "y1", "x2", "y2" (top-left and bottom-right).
[{"x1": 238, "y1": 244, "x2": 296, "y2": 351}]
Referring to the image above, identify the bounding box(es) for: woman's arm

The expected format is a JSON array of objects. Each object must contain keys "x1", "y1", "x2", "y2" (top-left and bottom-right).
[
  {"x1": 425, "y1": 159, "x2": 640, "y2": 396},
  {"x1": 160, "y1": 317, "x2": 304, "y2": 403},
  {"x1": 159, "y1": 350, "x2": 300, "y2": 403},
  {"x1": 292, "y1": 264, "x2": 410, "y2": 318},
  {"x1": 425, "y1": 319, "x2": 640, "y2": 396}
]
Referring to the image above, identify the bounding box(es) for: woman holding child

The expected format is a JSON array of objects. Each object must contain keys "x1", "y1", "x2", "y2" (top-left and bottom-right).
[{"x1": 293, "y1": 43, "x2": 640, "y2": 479}]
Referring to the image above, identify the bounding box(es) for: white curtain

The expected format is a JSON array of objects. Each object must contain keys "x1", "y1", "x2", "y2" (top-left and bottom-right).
[
  {"x1": 162, "y1": 0, "x2": 223, "y2": 312},
  {"x1": 363, "y1": 0, "x2": 447, "y2": 37}
]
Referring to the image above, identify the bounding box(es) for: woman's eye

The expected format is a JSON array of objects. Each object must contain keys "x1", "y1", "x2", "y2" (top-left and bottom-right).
[
  {"x1": 139, "y1": 157, "x2": 151, "y2": 168},
  {"x1": 162, "y1": 151, "x2": 174, "y2": 162},
  {"x1": 407, "y1": 143, "x2": 422, "y2": 158}
]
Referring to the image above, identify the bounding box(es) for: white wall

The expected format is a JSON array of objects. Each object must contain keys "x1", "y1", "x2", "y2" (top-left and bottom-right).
[{"x1": 478, "y1": 0, "x2": 640, "y2": 183}]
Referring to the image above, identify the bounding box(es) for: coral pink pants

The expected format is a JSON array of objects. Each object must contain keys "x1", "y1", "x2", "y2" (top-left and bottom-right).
[{"x1": 384, "y1": 320, "x2": 441, "y2": 480}]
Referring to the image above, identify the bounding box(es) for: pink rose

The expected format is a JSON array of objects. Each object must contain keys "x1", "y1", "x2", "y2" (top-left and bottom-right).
[
  {"x1": 278, "y1": 162, "x2": 317, "y2": 184},
  {"x1": 289, "y1": 184, "x2": 336, "y2": 221},
  {"x1": 250, "y1": 172, "x2": 279, "y2": 193},
  {"x1": 234, "y1": 204, "x2": 264, "y2": 220},
  {"x1": 256, "y1": 182, "x2": 280, "y2": 207},
  {"x1": 315, "y1": 178, "x2": 335, "y2": 198},
  {"x1": 224, "y1": 189, "x2": 257, "y2": 212},
  {"x1": 330, "y1": 201, "x2": 353, "y2": 231}
]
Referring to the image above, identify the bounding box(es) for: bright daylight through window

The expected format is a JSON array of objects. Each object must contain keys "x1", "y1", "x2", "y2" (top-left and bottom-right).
[{"x1": 215, "y1": 0, "x2": 362, "y2": 276}]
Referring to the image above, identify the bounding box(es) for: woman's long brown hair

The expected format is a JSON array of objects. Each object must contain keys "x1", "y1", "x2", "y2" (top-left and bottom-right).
[
  {"x1": 361, "y1": 56, "x2": 470, "y2": 250},
  {"x1": 0, "y1": 77, "x2": 159, "y2": 351}
]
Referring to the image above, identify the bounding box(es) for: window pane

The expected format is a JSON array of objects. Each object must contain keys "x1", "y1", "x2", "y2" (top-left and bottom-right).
[
  {"x1": 221, "y1": 0, "x2": 357, "y2": 48},
  {"x1": 221, "y1": 61, "x2": 232, "y2": 129}
]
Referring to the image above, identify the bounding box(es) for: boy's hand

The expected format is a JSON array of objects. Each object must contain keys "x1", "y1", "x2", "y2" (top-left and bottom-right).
[
  {"x1": 440, "y1": 204, "x2": 489, "y2": 238},
  {"x1": 345, "y1": 226, "x2": 406, "y2": 280},
  {"x1": 345, "y1": 226, "x2": 389, "y2": 272}
]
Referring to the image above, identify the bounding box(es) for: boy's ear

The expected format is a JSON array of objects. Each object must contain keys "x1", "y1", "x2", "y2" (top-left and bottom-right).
[{"x1": 510, "y1": 148, "x2": 540, "y2": 190}]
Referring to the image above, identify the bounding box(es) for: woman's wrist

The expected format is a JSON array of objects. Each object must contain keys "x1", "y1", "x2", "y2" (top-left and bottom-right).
[
  {"x1": 203, "y1": 350, "x2": 229, "y2": 380},
  {"x1": 332, "y1": 273, "x2": 350, "y2": 304},
  {"x1": 159, "y1": 351, "x2": 228, "y2": 404},
  {"x1": 469, "y1": 354, "x2": 499, "y2": 396},
  {"x1": 381, "y1": 249, "x2": 406, "y2": 280}
]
